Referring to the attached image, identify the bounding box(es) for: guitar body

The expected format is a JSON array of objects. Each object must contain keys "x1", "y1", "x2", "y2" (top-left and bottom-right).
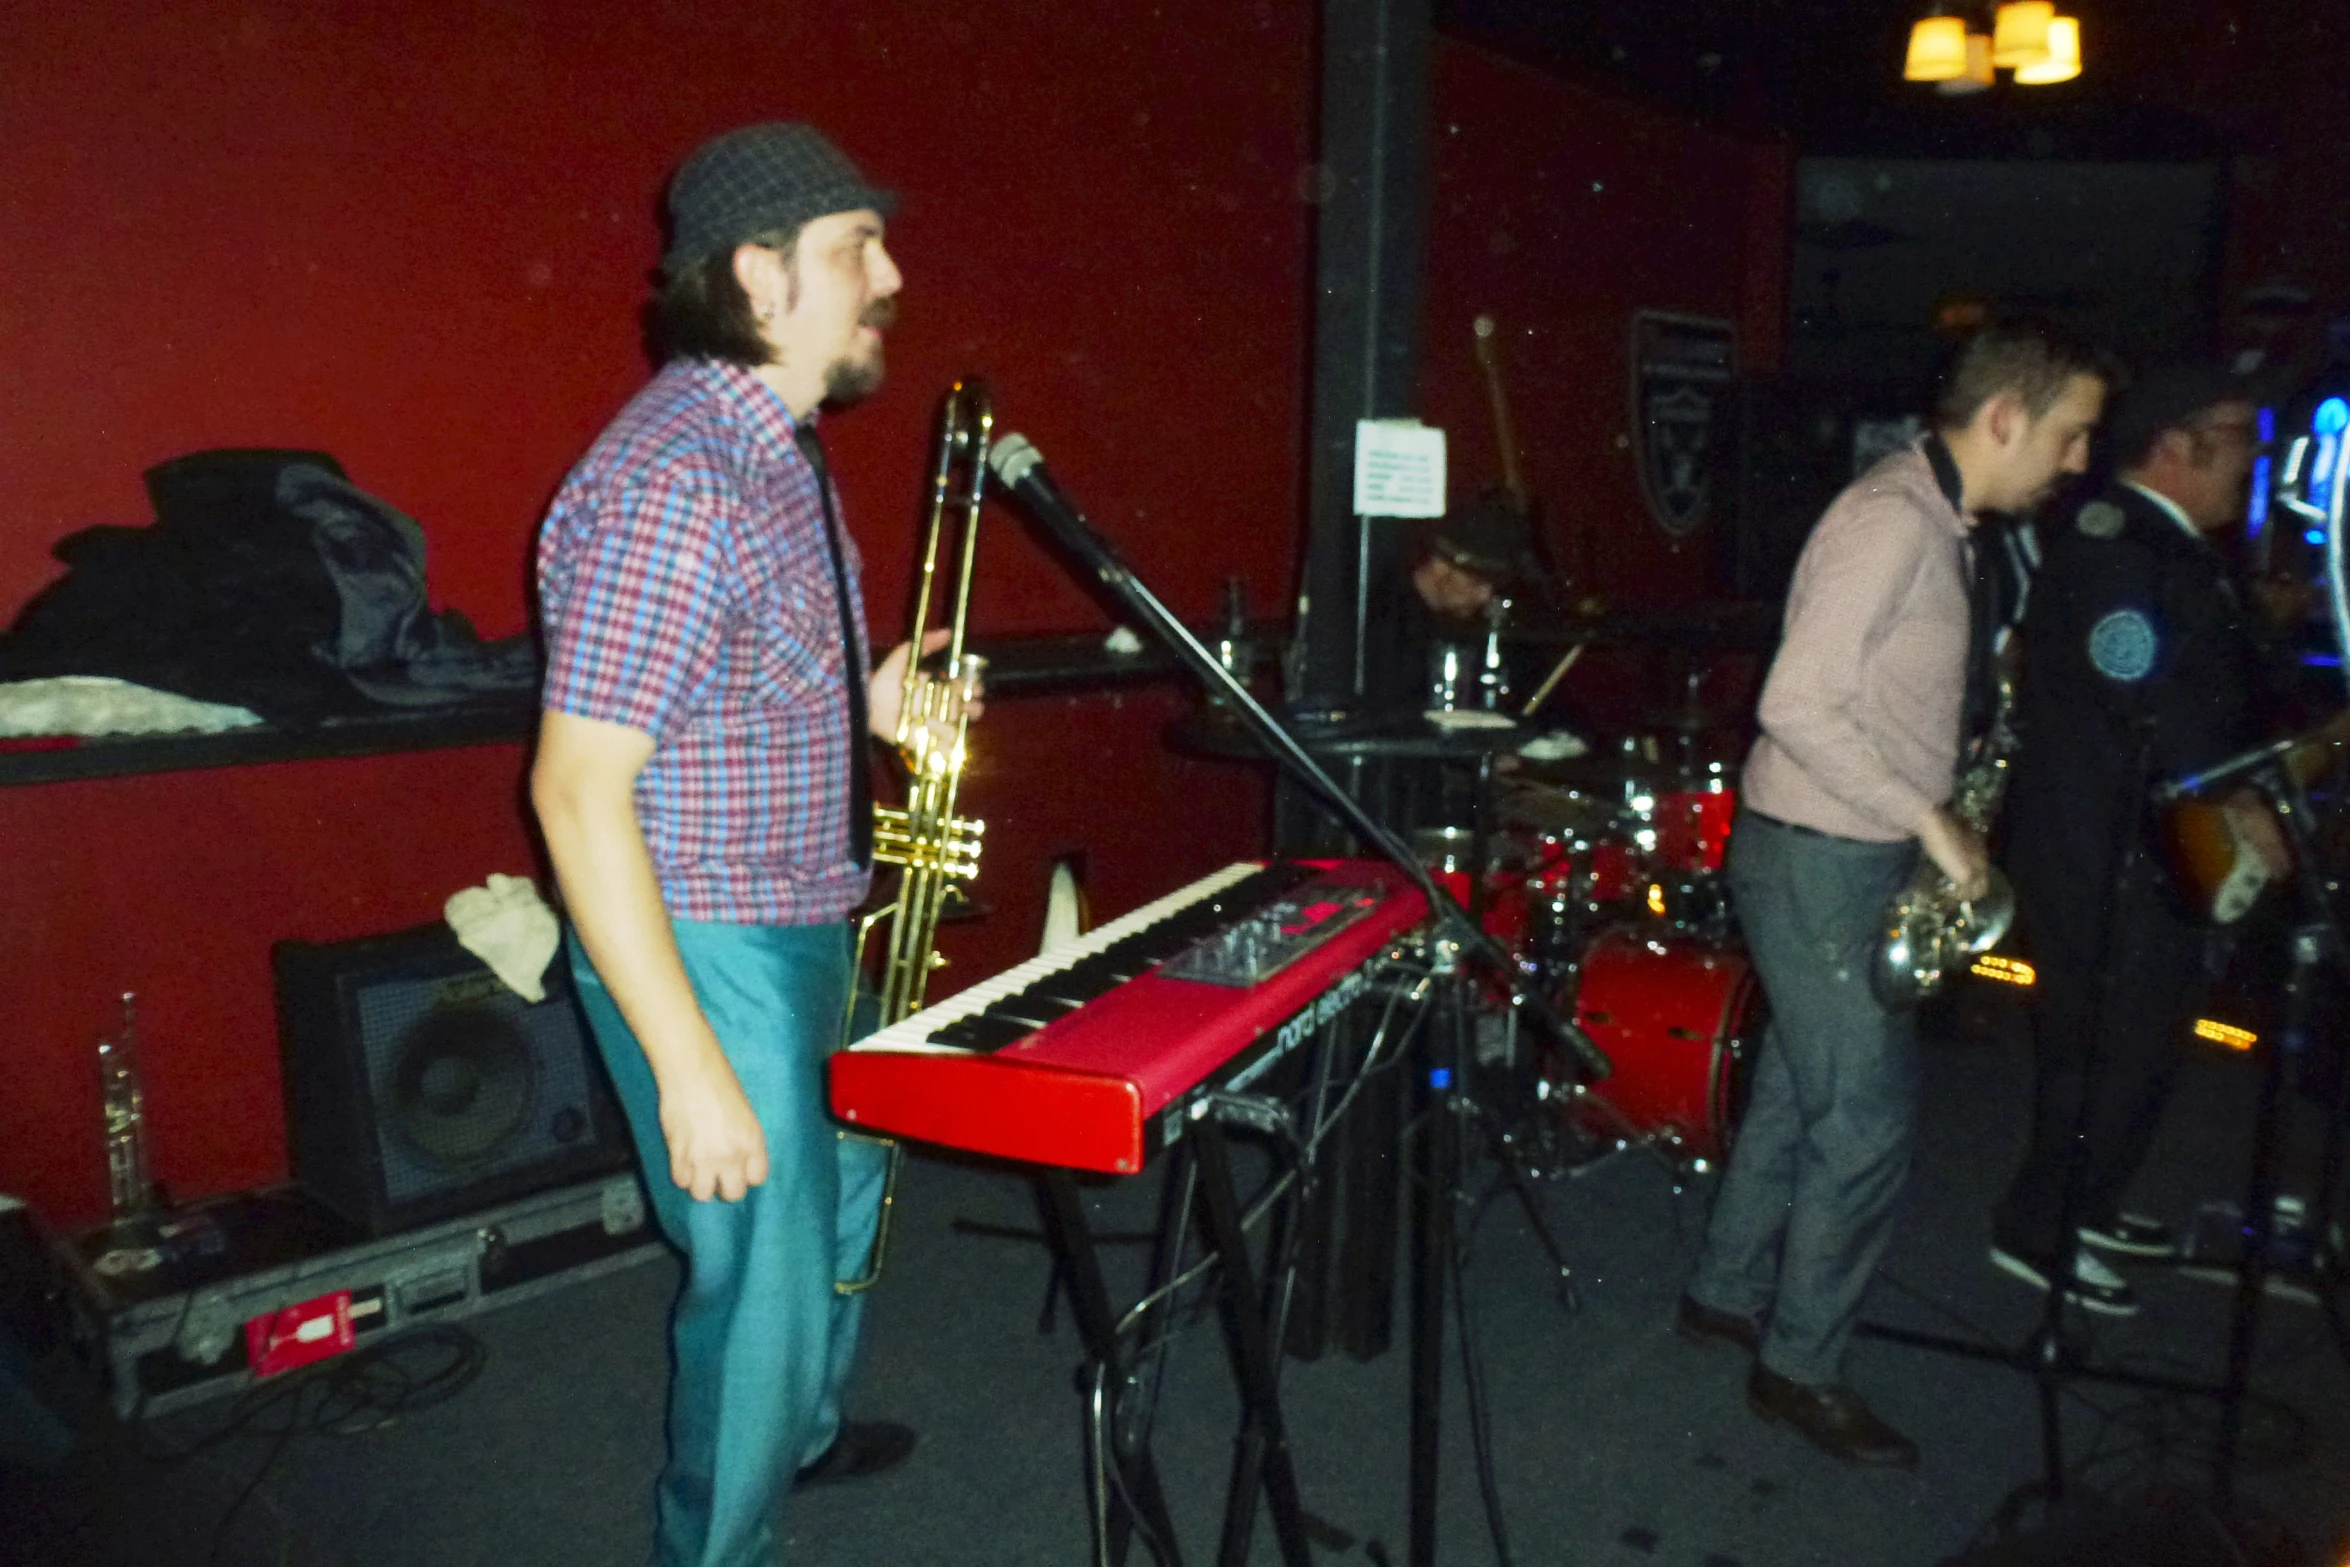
[
  {"x1": 2152, "y1": 719, "x2": 2350, "y2": 923},
  {"x1": 2157, "y1": 798, "x2": 2274, "y2": 925}
]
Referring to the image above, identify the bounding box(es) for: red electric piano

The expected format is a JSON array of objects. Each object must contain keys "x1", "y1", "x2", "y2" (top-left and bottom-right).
[{"x1": 828, "y1": 858, "x2": 1428, "y2": 1175}]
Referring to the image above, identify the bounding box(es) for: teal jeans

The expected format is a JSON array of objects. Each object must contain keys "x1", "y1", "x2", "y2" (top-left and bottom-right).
[{"x1": 569, "y1": 920, "x2": 889, "y2": 1567}]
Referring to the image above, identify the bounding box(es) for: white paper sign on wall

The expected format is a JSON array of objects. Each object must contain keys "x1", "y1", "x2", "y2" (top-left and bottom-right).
[{"x1": 1352, "y1": 419, "x2": 1447, "y2": 519}]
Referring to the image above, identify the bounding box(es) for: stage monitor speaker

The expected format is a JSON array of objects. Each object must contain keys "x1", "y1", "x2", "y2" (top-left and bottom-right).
[{"x1": 274, "y1": 923, "x2": 634, "y2": 1238}]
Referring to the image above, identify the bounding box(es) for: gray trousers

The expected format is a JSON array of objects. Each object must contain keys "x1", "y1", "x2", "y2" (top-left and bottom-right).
[{"x1": 1687, "y1": 811, "x2": 1920, "y2": 1388}]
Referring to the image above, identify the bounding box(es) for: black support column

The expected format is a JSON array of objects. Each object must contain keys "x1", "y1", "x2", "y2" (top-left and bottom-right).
[{"x1": 1294, "y1": 0, "x2": 1432, "y2": 711}]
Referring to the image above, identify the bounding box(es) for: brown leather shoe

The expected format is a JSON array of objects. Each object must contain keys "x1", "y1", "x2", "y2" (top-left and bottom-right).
[
  {"x1": 1746, "y1": 1365, "x2": 1918, "y2": 1469},
  {"x1": 794, "y1": 1421, "x2": 917, "y2": 1488},
  {"x1": 1675, "y1": 1294, "x2": 1761, "y2": 1353}
]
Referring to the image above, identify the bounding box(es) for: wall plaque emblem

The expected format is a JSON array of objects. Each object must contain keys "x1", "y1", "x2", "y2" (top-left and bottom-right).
[{"x1": 1629, "y1": 311, "x2": 1736, "y2": 539}]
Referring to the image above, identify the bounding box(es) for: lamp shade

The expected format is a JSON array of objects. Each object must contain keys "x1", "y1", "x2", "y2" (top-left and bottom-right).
[
  {"x1": 1904, "y1": 15, "x2": 1970, "y2": 81},
  {"x1": 2013, "y1": 16, "x2": 2082, "y2": 83},
  {"x1": 1991, "y1": 1, "x2": 2054, "y2": 67},
  {"x1": 1934, "y1": 32, "x2": 1996, "y2": 93}
]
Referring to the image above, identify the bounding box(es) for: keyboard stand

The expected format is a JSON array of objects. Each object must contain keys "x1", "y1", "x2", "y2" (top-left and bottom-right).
[
  {"x1": 1034, "y1": 1083, "x2": 1338, "y2": 1567},
  {"x1": 1038, "y1": 1167, "x2": 1189, "y2": 1566}
]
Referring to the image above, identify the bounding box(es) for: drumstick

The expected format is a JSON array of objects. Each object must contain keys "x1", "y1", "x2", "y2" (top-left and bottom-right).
[{"x1": 1521, "y1": 641, "x2": 1587, "y2": 718}]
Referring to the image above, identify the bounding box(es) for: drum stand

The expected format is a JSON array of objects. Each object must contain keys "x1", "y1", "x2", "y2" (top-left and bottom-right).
[
  {"x1": 2165, "y1": 733, "x2": 2350, "y2": 1499},
  {"x1": 1447, "y1": 749, "x2": 1584, "y2": 1312}
]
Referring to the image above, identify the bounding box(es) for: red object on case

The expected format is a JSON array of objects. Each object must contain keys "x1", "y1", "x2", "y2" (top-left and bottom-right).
[{"x1": 245, "y1": 1290, "x2": 355, "y2": 1377}]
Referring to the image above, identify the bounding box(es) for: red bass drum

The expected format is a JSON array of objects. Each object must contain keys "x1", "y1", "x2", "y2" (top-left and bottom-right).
[{"x1": 1563, "y1": 927, "x2": 1764, "y2": 1164}]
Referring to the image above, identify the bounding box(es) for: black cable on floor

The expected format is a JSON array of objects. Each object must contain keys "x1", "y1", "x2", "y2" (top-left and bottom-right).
[
  {"x1": 1449, "y1": 1219, "x2": 1516, "y2": 1567},
  {"x1": 123, "y1": 1324, "x2": 487, "y2": 1564},
  {"x1": 1873, "y1": 1268, "x2": 2313, "y2": 1551}
]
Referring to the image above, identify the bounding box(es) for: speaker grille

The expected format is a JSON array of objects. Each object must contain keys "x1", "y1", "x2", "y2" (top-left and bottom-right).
[
  {"x1": 276, "y1": 923, "x2": 631, "y2": 1237},
  {"x1": 351, "y1": 970, "x2": 599, "y2": 1206}
]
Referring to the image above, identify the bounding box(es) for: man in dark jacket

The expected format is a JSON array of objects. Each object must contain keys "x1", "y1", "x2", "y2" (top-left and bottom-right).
[{"x1": 1991, "y1": 364, "x2": 2290, "y2": 1315}]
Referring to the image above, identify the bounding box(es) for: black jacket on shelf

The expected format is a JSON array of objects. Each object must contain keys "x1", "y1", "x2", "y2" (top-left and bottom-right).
[{"x1": 0, "y1": 449, "x2": 535, "y2": 731}]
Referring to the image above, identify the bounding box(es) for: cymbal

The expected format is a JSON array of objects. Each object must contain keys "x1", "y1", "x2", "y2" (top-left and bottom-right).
[
  {"x1": 1291, "y1": 711, "x2": 1529, "y2": 760},
  {"x1": 1641, "y1": 704, "x2": 1741, "y2": 735},
  {"x1": 1410, "y1": 825, "x2": 1539, "y2": 873},
  {"x1": 1494, "y1": 781, "x2": 1622, "y2": 839},
  {"x1": 1511, "y1": 749, "x2": 1701, "y2": 791},
  {"x1": 1171, "y1": 707, "x2": 1531, "y2": 762}
]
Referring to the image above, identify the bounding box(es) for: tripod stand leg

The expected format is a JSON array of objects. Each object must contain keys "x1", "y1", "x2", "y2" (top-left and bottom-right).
[
  {"x1": 2213, "y1": 923, "x2": 2316, "y2": 1509},
  {"x1": 1191, "y1": 1115, "x2": 1313, "y2": 1567},
  {"x1": 1039, "y1": 1170, "x2": 1186, "y2": 1567},
  {"x1": 1409, "y1": 982, "x2": 1463, "y2": 1567},
  {"x1": 1503, "y1": 1168, "x2": 1579, "y2": 1312}
]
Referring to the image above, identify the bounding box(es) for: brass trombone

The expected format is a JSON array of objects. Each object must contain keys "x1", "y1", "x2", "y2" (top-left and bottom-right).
[{"x1": 837, "y1": 378, "x2": 993, "y2": 1294}]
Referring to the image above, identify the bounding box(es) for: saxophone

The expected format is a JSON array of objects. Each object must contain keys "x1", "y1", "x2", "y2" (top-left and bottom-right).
[
  {"x1": 1872, "y1": 678, "x2": 2018, "y2": 1009},
  {"x1": 836, "y1": 379, "x2": 993, "y2": 1294}
]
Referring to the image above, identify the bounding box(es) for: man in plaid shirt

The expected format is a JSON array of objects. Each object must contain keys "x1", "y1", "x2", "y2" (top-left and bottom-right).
[{"x1": 532, "y1": 124, "x2": 953, "y2": 1567}]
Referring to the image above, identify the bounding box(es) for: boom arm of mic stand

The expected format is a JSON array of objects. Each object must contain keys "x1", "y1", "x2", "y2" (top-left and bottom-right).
[
  {"x1": 2156, "y1": 732, "x2": 2306, "y2": 804},
  {"x1": 1011, "y1": 494, "x2": 1611, "y2": 1081}
]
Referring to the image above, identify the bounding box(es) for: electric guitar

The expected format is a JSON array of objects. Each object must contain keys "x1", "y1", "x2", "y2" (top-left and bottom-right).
[
  {"x1": 1471, "y1": 313, "x2": 1595, "y2": 611},
  {"x1": 2156, "y1": 713, "x2": 2350, "y2": 923}
]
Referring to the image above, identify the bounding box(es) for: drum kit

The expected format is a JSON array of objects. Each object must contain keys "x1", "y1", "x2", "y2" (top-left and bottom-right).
[{"x1": 1416, "y1": 729, "x2": 1765, "y2": 1173}]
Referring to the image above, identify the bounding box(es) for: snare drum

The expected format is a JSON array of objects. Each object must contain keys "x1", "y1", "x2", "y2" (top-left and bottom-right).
[
  {"x1": 1560, "y1": 926, "x2": 1764, "y2": 1163},
  {"x1": 1520, "y1": 837, "x2": 1649, "y2": 978},
  {"x1": 1631, "y1": 769, "x2": 1737, "y2": 875},
  {"x1": 1414, "y1": 827, "x2": 1537, "y2": 955}
]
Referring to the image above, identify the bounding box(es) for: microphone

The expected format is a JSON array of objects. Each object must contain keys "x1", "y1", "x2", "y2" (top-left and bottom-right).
[{"x1": 986, "y1": 434, "x2": 1103, "y2": 558}]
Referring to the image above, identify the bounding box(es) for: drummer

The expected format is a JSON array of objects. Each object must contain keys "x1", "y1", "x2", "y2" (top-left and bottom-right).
[
  {"x1": 1357, "y1": 497, "x2": 1569, "y2": 831},
  {"x1": 1363, "y1": 497, "x2": 1525, "y2": 712}
]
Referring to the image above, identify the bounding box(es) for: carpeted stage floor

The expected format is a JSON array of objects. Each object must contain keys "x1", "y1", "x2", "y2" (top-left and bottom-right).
[{"x1": 10, "y1": 985, "x2": 2350, "y2": 1567}]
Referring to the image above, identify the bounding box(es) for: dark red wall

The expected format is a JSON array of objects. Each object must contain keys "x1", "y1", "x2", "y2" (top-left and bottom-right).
[
  {"x1": 1422, "y1": 44, "x2": 1786, "y2": 598},
  {"x1": 0, "y1": 5, "x2": 1783, "y2": 1227},
  {"x1": 1420, "y1": 44, "x2": 1788, "y2": 725}
]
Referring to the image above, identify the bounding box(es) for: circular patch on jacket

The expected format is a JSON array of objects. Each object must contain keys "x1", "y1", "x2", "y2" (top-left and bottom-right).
[
  {"x1": 2076, "y1": 500, "x2": 2126, "y2": 539},
  {"x1": 2087, "y1": 609, "x2": 2157, "y2": 681}
]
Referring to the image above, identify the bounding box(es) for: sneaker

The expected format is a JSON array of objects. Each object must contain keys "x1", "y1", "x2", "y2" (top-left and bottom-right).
[
  {"x1": 1988, "y1": 1244, "x2": 2140, "y2": 1316},
  {"x1": 2078, "y1": 1212, "x2": 2177, "y2": 1259}
]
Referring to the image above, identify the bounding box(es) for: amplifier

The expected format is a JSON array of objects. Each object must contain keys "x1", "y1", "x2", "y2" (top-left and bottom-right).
[{"x1": 58, "y1": 1171, "x2": 660, "y2": 1419}]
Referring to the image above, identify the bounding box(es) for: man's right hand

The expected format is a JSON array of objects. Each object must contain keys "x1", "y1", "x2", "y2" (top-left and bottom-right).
[
  {"x1": 656, "y1": 1059, "x2": 770, "y2": 1203},
  {"x1": 1917, "y1": 805, "x2": 1991, "y2": 902},
  {"x1": 534, "y1": 710, "x2": 773, "y2": 1206}
]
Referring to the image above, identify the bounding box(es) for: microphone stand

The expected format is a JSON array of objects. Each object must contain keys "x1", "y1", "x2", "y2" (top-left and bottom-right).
[
  {"x1": 1858, "y1": 719, "x2": 2238, "y2": 1528},
  {"x1": 1856, "y1": 714, "x2": 2342, "y2": 1535},
  {"x1": 2155, "y1": 725, "x2": 2350, "y2": 1500},
  {"x1": 998, "y1": 450, "x2": 1609, "y2": 1567},
  {"x1": 996, "y1": 461, "x2": 1608, "y2": 1083}
]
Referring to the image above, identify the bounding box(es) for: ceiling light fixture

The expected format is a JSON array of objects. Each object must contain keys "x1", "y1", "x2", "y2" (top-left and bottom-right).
[
  {"x1": 1903, "y1": 14, "x2": 1969, "y2": 81},
  {"x1": 1907, "y1": 3, "x2": 2081, "y2": 90},
  {"x1": 1990, "y1": 1, "x2": 2054, "y2": 67},
  {"x1": 2012, "y1": 15, "x2": 2082, "y2": 83},
  {"x1": 1934, "y1": 31, "x2": 1996, "y2": 94}
]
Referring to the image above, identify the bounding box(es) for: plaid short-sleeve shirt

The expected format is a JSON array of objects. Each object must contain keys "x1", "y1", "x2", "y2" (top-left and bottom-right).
[{"x1": 538, "y1": 358, "x2": 873, "y2": 924}]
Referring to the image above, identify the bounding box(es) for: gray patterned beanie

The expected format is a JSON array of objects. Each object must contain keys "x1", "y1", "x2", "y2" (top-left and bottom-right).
[{"x1": 661, "y1": 123, "x2": 896, "y2": 277}]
